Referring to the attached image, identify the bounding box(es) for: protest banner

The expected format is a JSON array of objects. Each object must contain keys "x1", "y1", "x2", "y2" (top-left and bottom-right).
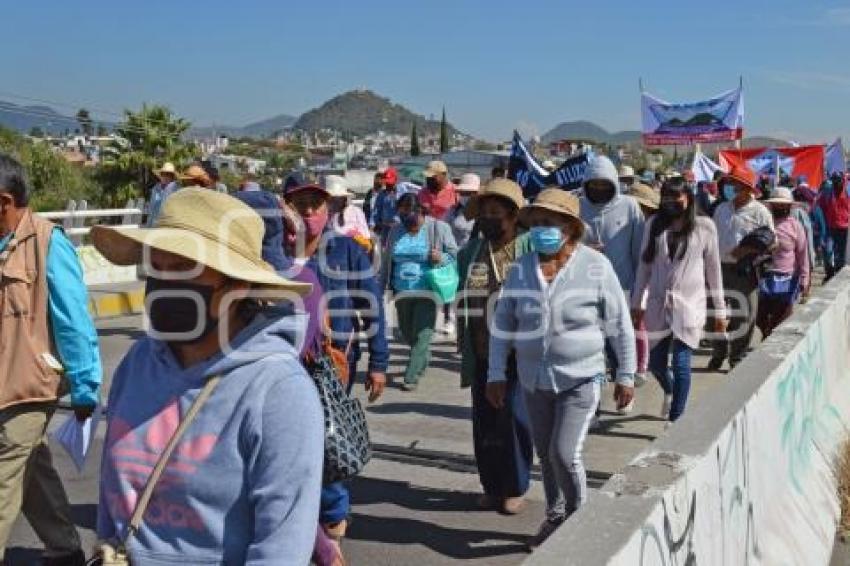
[{"x1": 641, "y1": 84, "x2": 744, "y2": 145}]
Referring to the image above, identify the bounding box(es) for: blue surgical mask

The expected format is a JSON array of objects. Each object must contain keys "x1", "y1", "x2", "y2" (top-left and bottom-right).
[
  {"x1": 722, "y1": 183, "x2": 737, "y2": 202},
  {"x1": 530, "y1": 226, "x2": 565, "y2": 255}
]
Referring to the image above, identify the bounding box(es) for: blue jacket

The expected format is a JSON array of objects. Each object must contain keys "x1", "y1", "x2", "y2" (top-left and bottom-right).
[{"x1": 304, "y1": 232, "x2": 389, "y2": 372}]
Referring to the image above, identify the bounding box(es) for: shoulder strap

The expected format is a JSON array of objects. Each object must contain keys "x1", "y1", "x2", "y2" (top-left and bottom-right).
[
  {"x1": 123, "y1": 375, "x2": 222, "y2": 542},
  {"x1": 429, "y1": 218, "x2": 438, "y2": 250}
]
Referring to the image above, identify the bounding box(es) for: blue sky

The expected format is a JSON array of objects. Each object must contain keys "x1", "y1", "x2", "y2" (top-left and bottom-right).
[{"x1": 2, "y1": 0, "x2": 848, "y2": 142}]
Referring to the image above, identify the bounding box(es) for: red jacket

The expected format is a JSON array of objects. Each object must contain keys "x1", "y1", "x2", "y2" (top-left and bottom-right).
[{"x1": 819, "y1": 186, "x2": 850, "y2": 230}]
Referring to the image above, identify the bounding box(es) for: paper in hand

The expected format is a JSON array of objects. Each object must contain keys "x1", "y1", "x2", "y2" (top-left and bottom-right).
[{"x1": 50, "y1": 407, "x2": 102, "y2": 473}]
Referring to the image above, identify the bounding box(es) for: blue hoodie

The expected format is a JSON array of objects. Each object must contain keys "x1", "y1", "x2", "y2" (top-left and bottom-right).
[
  {"x1": 97, "y1": 306, "x2": 323, "y2": 565},
  {"x1": 579, "y1": 156, "x2": 645, "y2": 292}
]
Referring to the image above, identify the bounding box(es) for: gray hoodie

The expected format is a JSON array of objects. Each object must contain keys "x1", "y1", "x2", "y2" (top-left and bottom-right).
[{"x1": 579, "y1": 156, "x2": 645, "y2": 292}]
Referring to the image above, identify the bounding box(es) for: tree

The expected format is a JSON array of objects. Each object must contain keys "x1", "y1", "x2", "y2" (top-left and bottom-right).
[
  {"x1": 94, "y1": 104, "x2": 194, "y2": 207},
  {"x1": 410, "y1": 122, "x2": 421, "y2": 156},
  {"x1": 76, "y1": 108, "x2": 93, "y2": 136},
  {"x1": 0, "y1": 126, "x2": 97, "y2": 211},
  {"x1": 439, "y1": 107, "x2": 449, "y2": 153}
]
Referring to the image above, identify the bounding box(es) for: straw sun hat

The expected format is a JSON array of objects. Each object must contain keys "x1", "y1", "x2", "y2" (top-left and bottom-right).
[
  {"x1": 465, "y1": 178, "x2": 525, "y2": 218},
  {"x1": 518, "y1": 187, "x2": 581, "y2": 224},
  {"x1": 628, "y1": 182, "x2": 660, "y2": 210},
  {"x1": 91, "y1": 188, "x2": 312, "y2": 298}
]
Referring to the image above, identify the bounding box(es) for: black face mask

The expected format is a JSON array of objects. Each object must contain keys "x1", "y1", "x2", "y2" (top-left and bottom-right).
[
  {"x1": 479, "y1": 217, "x2": 506, "y2": 242},
  {"x1": 586, "y1": 185, "x2": 615, "y2": 204},
  {"x1": 661, "y1": 201, "x2": 686, "y2": 216},
  {"x1": 145, "y1": 277, "x2": 222, "y2": 342},
  {"x1": 426, "y1": 178, "x2": 440, "y2": 192},
  {"x1": 772, "y1": 207, "x2": 791, "y2": 220}
]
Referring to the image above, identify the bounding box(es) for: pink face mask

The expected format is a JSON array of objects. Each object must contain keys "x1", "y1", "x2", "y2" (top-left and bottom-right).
[{"x1": 304, "y1": 209, "x2": 329, "y2": 237}]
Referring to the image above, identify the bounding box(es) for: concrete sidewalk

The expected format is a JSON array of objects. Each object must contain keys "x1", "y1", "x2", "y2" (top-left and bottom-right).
[{"x1": 7, "y1": 314, "x2": 733, "y2": 565}]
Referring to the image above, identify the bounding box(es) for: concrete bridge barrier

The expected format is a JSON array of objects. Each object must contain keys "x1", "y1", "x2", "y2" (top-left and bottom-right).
[{"x1": 527, "y1": 270, "x2": 850, "y2": 566}]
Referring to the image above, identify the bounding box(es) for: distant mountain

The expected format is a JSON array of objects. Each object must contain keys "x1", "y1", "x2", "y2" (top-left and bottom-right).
[
  {"x1": 241, "y1": 114, "x2": 297, "y2": 137},
  {"x1": 542, "y1": 119, "x2": 789, "y2": 149},
  {"x1": 294, "y1": 89, "x2": 459, "y2": 137},
  {"x1": 187, "y1": 114, "x2": 297, "y2": 139},
  {"x1": 0, "y1": 101, "x2": 80, "y2": 134}
]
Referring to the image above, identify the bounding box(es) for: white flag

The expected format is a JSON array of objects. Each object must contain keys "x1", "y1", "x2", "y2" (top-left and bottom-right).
[{"x1": 826, "y1": 138, "x2": 846, "y2": 177}]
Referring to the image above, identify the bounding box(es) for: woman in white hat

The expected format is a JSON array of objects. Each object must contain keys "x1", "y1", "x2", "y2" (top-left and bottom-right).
[
  {"x1": 757, "y1": 186, "x2": 810, "y2": 337},
  {"x1": 90, "y1": 188, "x2": 323, "y2": 564},
  {"x1": 487, "y1": 188, "x2": 636, "y2": 548},
  {"x1": 325, "y1": 174, "x2": 371, "y2": 251}
]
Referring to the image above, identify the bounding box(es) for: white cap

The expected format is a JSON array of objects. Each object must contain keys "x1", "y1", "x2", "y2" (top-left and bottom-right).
[
  {"x1": 457, "y1": 173, "x2": 481, "y2": 193},
  {"x1": 323, "y1": 175, "x2": 353, "y2": 198},
  {"x1": 766, "y1": 186, "x2": 794, "y2": 204},
  {"x1": 618, "y1": 165, "x2": 635, "y2": 178}
]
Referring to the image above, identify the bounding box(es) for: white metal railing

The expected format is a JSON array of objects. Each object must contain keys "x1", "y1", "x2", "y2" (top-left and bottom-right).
[
  {"x1": 37, "y1": 195, "x2": 366, "y2": 242},
  {"x1": 37, "y1": 198, "x2": 145, "y2": 242}
]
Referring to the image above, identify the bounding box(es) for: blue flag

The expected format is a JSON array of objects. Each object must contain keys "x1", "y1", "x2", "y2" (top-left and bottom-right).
[{"x1": 509, "y1": 131, "x2": 591, "y2": 198}]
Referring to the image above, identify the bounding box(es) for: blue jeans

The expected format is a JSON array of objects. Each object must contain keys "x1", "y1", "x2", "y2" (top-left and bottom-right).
[{"x1": 649, "y1": 336, "x2": 693, "y2": 422}]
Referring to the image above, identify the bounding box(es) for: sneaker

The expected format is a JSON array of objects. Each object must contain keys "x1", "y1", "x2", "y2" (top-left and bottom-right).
[
  {"x1": 443, "y1": 320, "x2": 456, "y2": 335},
  {"x1": 502, "y1": 496, "x2": 526, "y2": 515},
  {"x1": 617, "y1": 398, "x2": 635, "y2": 415},
  {"x1": 634, "y1": 372, "x2": 648, "y2": 387},
  {"x1": 528, "y1": 518, "x2": 564, "y2": 549},
  {"x1": 707, "y1": 357, "x2": 724, "y2": 372},
  {"x1": 401, "y1": 382, "x2": 418, "y2": 392},
  {"x1": 589, "y1": 414, "x2": 602, "y2": 431},
  {"x1": 661, "y1": 394, "x2": 673, "y2": 419}
]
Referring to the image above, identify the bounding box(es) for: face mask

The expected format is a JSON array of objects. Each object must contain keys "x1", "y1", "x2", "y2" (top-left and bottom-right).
[
  {"x1": 772, "y1": 207, "x2": 791, "y2": 219},
  {"x1": 479, "y1": 217, "x2": 505, "y2": 242},
  {"x1": 426, "y1": 178, "x2": 440, "y2": 192},
  {"x1": 586, "y1": 185, "x2": 615, "y2": 204},
  {"x1": 722, "y1": 184, "x2": 737, "y2": 202},
  {"x1": 400, "y1": 212, "x2": 421, "y2": 230},
  {"x1": 530, "y1": 226, "x2": 565, "y2": 255},
  {"x1": 304, "y1": 209, "x2": 328, "y2": 237},
  {"x1": 145, "y1": 277, "x2": 222, "y2": 342},
  {"x1": 661, "y1": 201, "x2": 686, "y2": 216}
]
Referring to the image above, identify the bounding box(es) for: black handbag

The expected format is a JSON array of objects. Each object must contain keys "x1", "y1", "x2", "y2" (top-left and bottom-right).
[{"x1": 309, "y1": 355, "x2": 371, "y2": 483}]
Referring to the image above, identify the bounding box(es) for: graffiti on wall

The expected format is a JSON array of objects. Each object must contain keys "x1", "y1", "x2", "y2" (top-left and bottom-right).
[{"x1": 776, "y1": 322, "x2": 842, "y2": 492}]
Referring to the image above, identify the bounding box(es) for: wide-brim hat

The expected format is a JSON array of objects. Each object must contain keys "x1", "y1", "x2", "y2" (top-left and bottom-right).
[
  {"x1": 178, "y1": 164, "x2": 211, "y2": 184},
  {"x1": 465, "y1": 178, "x2": 525, "y2": 219},
  {"x1": 457, "y1": 173, "x2": 481, "y2": 194},
  {"x1": 518, "y1": 187, "x2": 581, "y2": 225},
  {"x1": 721, "y1": 163, "x2": 760, "y2": 196},
  {"x1": 156, "y1": 162, "x2": 177, "y2": 177},
  {"x1": 628, "y1": 182, "x2": 660, "y2": 210},
  {"x1": 91, "y1": 188, "x2": 312, "y2": 299},
  {"x1": 765, "y1": 186, "x2": 794, "y2": 204},
  {"x1": 323, "y1": 174, "x2": 354, "y2": 198},
  {"x1": 423, "y1": 160, "x2": 448, "y2": 178}
]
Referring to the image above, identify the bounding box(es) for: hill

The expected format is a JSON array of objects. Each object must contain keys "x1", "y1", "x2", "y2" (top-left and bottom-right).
[
  {"x1": 541, "y1": 119, "x2": 789, "y2": 149},
  {"x1": 0, "y1": 101, "x2": 80, "y2": 134},
  {"x1": 541, "y1": 120, "x2": 641, "y2": 145},
  {"x1": 294, "y1": 89, "x2": 458, "y2": 137}
]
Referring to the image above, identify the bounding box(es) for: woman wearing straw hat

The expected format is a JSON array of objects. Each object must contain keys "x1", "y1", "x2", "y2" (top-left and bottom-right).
[
  {"x1": 487, "y1": 188, "x2": 636, "y2": 548},
  {"x1": 631, "y1": 177, "x2": 726, "y2": 423},
  {"x1": 90, "y1": 188, "x2": 324, "y2": 564},
  {"x1": 757, "y1": 186, "x2": 810, "y2": 338},
  {"x1": 457, "y1": 178, "x2": 534, "y2": 515}
]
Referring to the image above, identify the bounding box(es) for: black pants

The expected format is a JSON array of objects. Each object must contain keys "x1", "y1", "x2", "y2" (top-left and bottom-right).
[
  {"x1": 825, "y1": 228, "x2": 848, "y2": 281},
  {"x1": 471, "y1": 355, "x2": 533, "y2": 498},
  {"x1": 712, "y1": 263, "x2": 758, "y2": 366}
]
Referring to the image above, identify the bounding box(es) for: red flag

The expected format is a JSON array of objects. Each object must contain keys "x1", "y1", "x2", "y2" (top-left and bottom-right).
[{"x1": 718, "y1": 145, "x2": 825, "y2": 189}]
